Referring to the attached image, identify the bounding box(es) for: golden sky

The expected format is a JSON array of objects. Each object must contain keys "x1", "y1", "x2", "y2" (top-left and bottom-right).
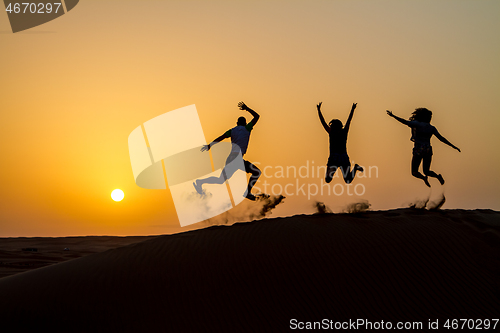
[{"x1": 1, "y1": 0, "x2": 499, "y2": 236}]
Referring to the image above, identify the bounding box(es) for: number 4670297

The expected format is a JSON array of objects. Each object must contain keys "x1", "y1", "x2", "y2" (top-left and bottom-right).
[{"x1": 5, "y1": 3, "x2": 62, "y2": 14}]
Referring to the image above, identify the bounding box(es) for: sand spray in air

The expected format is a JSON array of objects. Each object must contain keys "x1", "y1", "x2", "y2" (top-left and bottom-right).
[
  {"x1": 407, "y1": 187, "x2": 446, "y2": 210},
  {"x1": 204, "y1": 194, "x2": 285, "y2": 226}
]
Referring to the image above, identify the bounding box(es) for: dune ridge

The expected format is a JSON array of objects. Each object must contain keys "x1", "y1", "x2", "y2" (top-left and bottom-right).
[{"x1": 0, "y1": 209, "x2": 499, "y2": 332}]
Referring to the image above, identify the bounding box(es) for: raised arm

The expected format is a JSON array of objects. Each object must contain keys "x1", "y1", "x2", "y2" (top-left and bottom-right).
[
  {"x1": 238, "y1": 101, "x2": 260, "y2": 126},
  {"x1": 386, "y1": 110, "x2": 410, "y2": 126},
  {"x1": 317, "y1": 102, "x2": 330, "y2": 133},
  {"x1": 434, "y1": 129, "x2": 461, "y2": 152},
  {"x1": 201, "y1": 132, "x2": 230, "y2": 152},
  {"x1": 343, "y1": 103, "x2": 357, "y2": 134}
]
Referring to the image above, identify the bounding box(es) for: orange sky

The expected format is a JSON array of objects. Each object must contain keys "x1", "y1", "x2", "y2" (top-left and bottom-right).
[{"x1": 1, "y1": 0, "x2": 499, "y2": 236}]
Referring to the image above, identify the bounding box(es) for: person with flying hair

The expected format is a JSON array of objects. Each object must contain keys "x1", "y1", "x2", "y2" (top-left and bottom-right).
[{"x1": 387, "y1": 107, "x2": 460, "y2": 187}]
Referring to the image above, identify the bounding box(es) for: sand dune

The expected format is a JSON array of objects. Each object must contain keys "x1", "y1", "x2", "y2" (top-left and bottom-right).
[
  {"x1": 0, "y1": 209, "x2": 499, "y2": 332},
  {"x1": 0, "y1": 236, "x2": 158, "y2": 279}
]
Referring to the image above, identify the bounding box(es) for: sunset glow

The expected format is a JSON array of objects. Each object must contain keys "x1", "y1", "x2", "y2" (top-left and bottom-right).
[{"x1": 0, "y1": 1, "x2": 498, "y2": 236}]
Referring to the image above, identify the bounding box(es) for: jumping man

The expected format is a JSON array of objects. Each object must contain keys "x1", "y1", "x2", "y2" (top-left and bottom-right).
[{"x1": 194, "y1": 101, "x2": 261, "y2": 200}]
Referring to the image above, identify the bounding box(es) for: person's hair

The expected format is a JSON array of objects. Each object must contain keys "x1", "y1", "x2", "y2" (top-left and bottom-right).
[
  {"x1": 410, "y1": 108, "x2": 432, "y2": 123},
  {"x1": 237, "y1": 117, "x2": 246, "y2": 126},
  {"x1": 329, "y1": 119, "x2": 343, "y2": 132}
]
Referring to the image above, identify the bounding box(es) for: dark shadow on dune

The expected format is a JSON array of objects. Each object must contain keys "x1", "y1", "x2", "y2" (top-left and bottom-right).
[{"x1": 1, "y1": 209, "x2": 498, "y2": 332}]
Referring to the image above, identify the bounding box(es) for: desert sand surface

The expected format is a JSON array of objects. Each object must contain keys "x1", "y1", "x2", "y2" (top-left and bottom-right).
[
  {"x1": 0, "y1": 236, "x2": 158, "y2": 279},
  {"x1": 0, "y1": 209, "x2": 499, "y2": 332}
]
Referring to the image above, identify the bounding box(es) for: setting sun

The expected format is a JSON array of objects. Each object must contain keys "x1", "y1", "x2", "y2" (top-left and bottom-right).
[{"x1": 111, "y1": 189, "x2": 124, "y2": 202}]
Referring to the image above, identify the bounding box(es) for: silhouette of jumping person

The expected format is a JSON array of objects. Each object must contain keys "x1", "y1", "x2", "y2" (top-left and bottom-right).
[
  {"x1": 194, "y1": 102, "x2": 261, "y2": 201},
  {"x1": 387, "y1": 108, "x2": 460, "y2": 187},
  {"x1": 317, "y1": 102, "x2": 363, "y2": 184}
]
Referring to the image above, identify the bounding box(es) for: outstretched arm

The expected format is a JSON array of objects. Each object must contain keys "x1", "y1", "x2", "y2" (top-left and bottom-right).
[
  {"x1": 201, "y1": 132, "x2": 230, "y2": 152},
  {"x1": 344, "y1": 103, "x2": 357, "y2": 134},
  {"x1": 386, "y1": 110, "x2": 410, "y2": 126},
  {"x1": 434, "y1": 129, "x2": 461, "y2": 152},
  {"x1": 317, "y1": 102, "x2": 330, "y2": 133},
  {"x1": 238, "y1": 101, "x2": 260, "y2": 126}
]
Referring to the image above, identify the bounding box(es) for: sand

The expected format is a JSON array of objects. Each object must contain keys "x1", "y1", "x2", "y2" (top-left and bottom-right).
[
  {"x1": 0, "y1": 236, "x2": 158, "y2": 279},
  {"x1": 0, "y1": 209, "x2": 498, "y2": 332}
]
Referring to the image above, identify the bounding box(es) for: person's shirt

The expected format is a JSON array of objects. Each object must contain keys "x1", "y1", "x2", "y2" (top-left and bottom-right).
[
  {"x1": 407, "y1": 121, "x2": 437, "y2": 146},
  {"x1": 225, "y1": 123, "x2": 254, "y2": 155},
  {"x1": 329, "y1": 128, "x2": 348, "y2": 154}
]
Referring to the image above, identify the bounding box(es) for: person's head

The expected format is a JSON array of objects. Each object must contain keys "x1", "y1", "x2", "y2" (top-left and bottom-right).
[
  {"x1": 237, "y1": 116, "x2": 246, "y2": 126},
  {"x1": 329, "y1": 119, "x2": 343, "y2": 132},
  {"x1": 410, "y1": 108, "x2": 432, "y2": 123}
]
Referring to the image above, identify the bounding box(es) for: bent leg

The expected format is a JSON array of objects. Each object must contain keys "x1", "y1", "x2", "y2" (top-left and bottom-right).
[
  {"x1": 342, "y1": 163, "x2": 363, "y2": 184},
  {"x1": 422, "y1": 154, "x2": 444, "y2": 184},
  {"x1": 325, "y1": 166, "x2": 337, "y2": 183},
  {"x1": 197, "y1": 166, "x2": 237, "y2": 186},
  {"x1": 196, "y1": 153, "x2": 241, "y2": 187},
  {"x1": 244, "y1": 160, "x2": 261, "y2": 193},
  {"x1": 196, "y1": 175, "x2": 226, "y2": 186},
  {"x1": 341, "y1": 164, "x2": 353, "y2": 184},
  {"x1": 422, "y1": 154, "x2": 439, "y2": 178},
  {"x1": 411, "y1": 154, "x2": 430, "y2": 187}
]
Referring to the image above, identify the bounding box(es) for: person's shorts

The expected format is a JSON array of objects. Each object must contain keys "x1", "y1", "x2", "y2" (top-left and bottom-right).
[
  {"x1": 224, "y1": 153, "x2": 260, "y2": 175},
  {"x1": 327, "y1": 152, "x2": 350, "y2": 168},
  {"x1": 412, "y1": 144, "x2": 433, "y2": 158}
]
